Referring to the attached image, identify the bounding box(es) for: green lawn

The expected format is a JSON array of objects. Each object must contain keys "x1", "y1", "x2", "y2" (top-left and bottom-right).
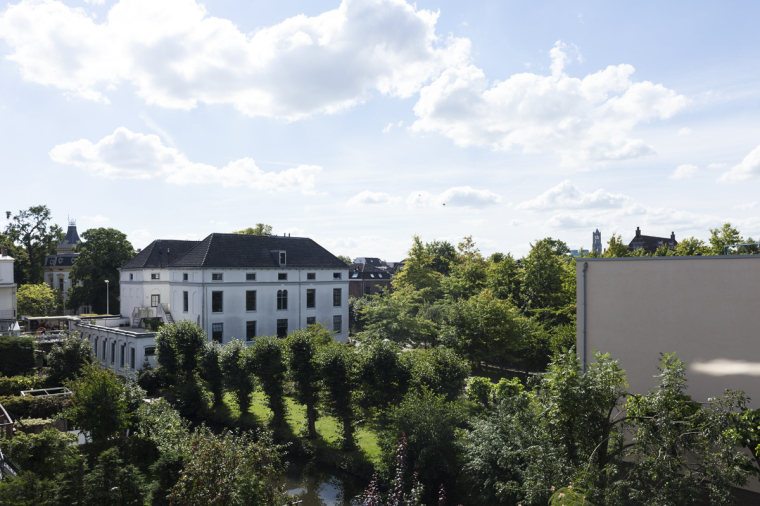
[{"x1": 212, "y1": 391, "x2": 382, "y2": 466}]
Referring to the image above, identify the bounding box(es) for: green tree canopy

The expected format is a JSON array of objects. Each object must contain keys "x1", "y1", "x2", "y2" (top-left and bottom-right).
[
  {"x1": 16, "y1": 283, "x2": 62, "y2": 316},
  {"x1": 425, "y1": 239, "x2": 457, "y2": 276},
  {"x1": 232, "y1": 223, "x2": 273, "y2": 236},
  {"x1": 220, "y1": 338, "x2": 255, "y2": 413},
  {"x1": 709, "y1": 222, "x2": 744, "y2": 255},
  {"x1": 3, "y1": 205, "x2": 63, "y2": 284},
  {"x1": 249, "y1": 336, "x2": 288, "y2": 429},
  {"x1": 674, "y1": 236, "x2": 709, "y2": 256},
  {"x1": 603, "y1": 234, "x2": 630, "y2": 257},
  {"x1": 391, "y1": 235, "x2": 442, "y2": 302},
  {"x1": 63, "y1": 365, "x2": 130, "y2": 443},
  {"x1": 67, "y1": 227, "x2": 134, "y2": 314},
  {"x1": 285, "y1": 327, "x2": 322, "y2": 438},
  {"x1": 317, "y1": 344, "x2": 357, "y2": 449},
  {"x1": 47, "y1": 330, "x2": 94, "y2": 384},
  {"x1": 155, "y1": 320, "x2": 206, "y2": 383}
]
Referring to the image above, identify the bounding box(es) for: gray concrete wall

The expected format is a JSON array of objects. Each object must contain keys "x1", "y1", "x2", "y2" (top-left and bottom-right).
[{"x1": 576, "y1": 256, "x2": 760, "y2": 403}]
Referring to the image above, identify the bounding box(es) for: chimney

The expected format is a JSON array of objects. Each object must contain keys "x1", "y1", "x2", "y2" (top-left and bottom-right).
[
  {"x1": 635, "y1": 226, "x2": 641, "y2": 238},
  {"x1": 671, "y1": 231, "x2": 675, "y2": 241},
  {"x1": 1, "y1": 246, "x2": 6, "y2": 257}
]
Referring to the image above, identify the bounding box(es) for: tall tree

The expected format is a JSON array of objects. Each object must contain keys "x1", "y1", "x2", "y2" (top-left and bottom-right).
[
  {"x1": 63, "y1": 365, "x2": 130, "y2": 444},
  {"x1": 233, "y1": 223, "x2": 273, "y2": 236},
  {"x1": 16, "y1": 283, "x2": 62, "y2": 316},
  {"x1": 47, "y1": 330, "x2": 94, "y2": 384},
  {"x1": 603, "y1": 234, "x2": 630, "y2": 258},
  {"x1": 220, "y1": 339, "x2": 255, "y2": 413},
  {"x1": 249, "y1": 336, "x2": 288, "y2": 429},
  {"x1": 67, "y1": 228, "x2": 134, "y2": 314},
  {"x1": 285, "y1": 328, "x2": 322, "y2": 439},
  {"x1": 709, "y1": 222, "x2": 744, "y2": 255},
  {"x1": 391, "y1": 235, "x2": 442, "y2": 302},
  {"x1": 318, "y1": 344, "x2": 358, "y2": 449},
  {"x1": 425, "y1": 239, "x2": 457, "y2": 276},
  {"x1": 4, "y1": 205, "x2": 63, "y2": 284},
  {"x1": 674, "y1": 237, "x2": 709, "y2": 256}
]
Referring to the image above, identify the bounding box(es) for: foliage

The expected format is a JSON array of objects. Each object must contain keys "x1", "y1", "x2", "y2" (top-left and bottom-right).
[
  {"x1": 16, "y1": 283, "x2": 62, "y2": 316},
  {"x1": 0, "y1": 375, "x2": 46, "y2": 396},
  {"x1": 425, "y1": 239, "x2": 457, "y2": 276},
  {"x1": 123, "y1": 371, "x2": 147, "y2": 423},
  {"x1": 0, "y1": 427, "x2": 77, "y2": 475},
  {"x1": 0, "y1": 471, "x2": 57, "y2": 506},
  {"x1": 493, "y1": 377, "x2": 523, "y2": 401},
  {"x1": 674, "y1": 236, "x2": 709, "y2": 256},
  {"x1": 317, "y1": 343, "x2": 358, "y2": 449},
  {"x1": 285, "y1": 328, "x2": 322, "y2": 438},
  {"x1": 154, "y1": 320, "x2": 206, "y2": 383},
  {"x1": 522, "y1": 240, "x2": 574, "y2": 323},
  {"x1": 485, "y1": 253, "x2": 522, "y2": 305},
  {"x1": 233, "y1": 223, "x2": 273, "y2": 236},
  {"x1": 149, "y1": 450, "x2": 184, "y2": 506},
  {"x1": 338, "y1": 254, "x2": 353, "y2": 265},
  {"x1": 380, "y1": 388, "x2": 464, "y2": 504},
  {"x1": 359, "y1": 436, "x2": 425, "y2": 506},
  {"x1": 466, "y1": 376, "x2": 493, "y2": 407},
  {"x1": 15, "y1": 417, "x2": 55, "y2": 434},
  {"x1": 167, "y1": 428, "x2": 287, "y2": 506},
  {"x1": 220, "y1": 338, "x2": 255, "y2": 413},
  {"x1": 66, "y1": 227, "x2": 135, "y2": 314},
  {"x1": 391, "y1": 235, "x2": 442, "y2": 302},
  {"x1": 549, "y1": 486, "x2": 595, "y2": 506},
  {"x1": 358, "y1": 286, "x2": 437, "y2": 347},
  {"x1": 249, "y1": 336, "x2": 288, "y2": 428},
  {"x1": 62, "y1": 365, "x2": 130, "y2": 443},
  {"x1": 136, "y1": 398, "x2": 191, "y2": 454},
  {"x1": 709, "y1": 222, "x2": 745, "y2": 255},
  {"x1": 0, "y1": 336, "x2": 36, "y2": 377},
  {"x1": 402, "y1": 347, "x2": 470, "y2": 402},
  {"x1": 201, "y1": 340, "x2": 224, "y2": 405},
  {"x1": 136, "y1": 357, "x2": 162, "y2": 396},
  {"x1": 0, "y1": 394, "x2": 69, "y2": 419},
  {"x1": 602, "y1": 234, "x2": 630, "y2": 258},
  {"x1": 83, "y1": 446, "x2": 146, "y2": 506},
  {"x1": 356, "y1": 339, "x2": 410, "y2": 410},
  {"x1": 46, "y1": 330, "x2": 94, "y2": 384},
  {"x1": 3, "y1": 205, "x2": 63, "y2": 285},
  {"x1": 550, "y1": 323, "x2": 577, "y2": 354}
]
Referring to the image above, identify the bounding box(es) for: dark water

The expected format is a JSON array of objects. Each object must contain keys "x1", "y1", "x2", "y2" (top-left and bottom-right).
[{"x1": 282, "y1": 466, "x2": 368, "y2": 506}]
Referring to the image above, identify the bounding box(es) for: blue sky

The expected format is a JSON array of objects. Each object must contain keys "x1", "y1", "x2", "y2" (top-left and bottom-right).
[{"x1": 1, "y1": 0, "x2": 759, "y2": 260}]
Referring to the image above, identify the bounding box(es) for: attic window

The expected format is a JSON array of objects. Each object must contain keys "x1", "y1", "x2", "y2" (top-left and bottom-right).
[
  {"x1": 278, "y1": 273, "x2": 287, "y2": 281},
  {"x1": 307, "y1": 273, "x2": 316, "y2": 280},
  {"x1": 279, "y1": 252, "x2": 286, "y2": 265},
  {"x1": 151, "y1": 273, "x2": 160, "y2": 280},
  {"x1": 212, "y1": 273, "x2": 223, "y2": 281},
  {"x1": 246, "y1": 273, "x2": 256, "y2": 281},
  {"x1": 333, "y1": 273, "x2": 342, "y2": 280},
  {"x1": 183, "y1": 273, "x2": 188, "y2": 281},
  {"x1": 351, "y1": 273, "x2": 359, "y2": 278},
  {"x1": 129, "y1": 274, "x2": 133, "y2": 280},
  {"x1": 370, "y1": 274, "x2": 375, "y2": 278}
]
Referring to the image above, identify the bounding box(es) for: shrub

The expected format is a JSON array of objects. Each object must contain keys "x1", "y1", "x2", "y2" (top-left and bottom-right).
[
  {"x1": 0, "y1": 395, "x2": 70, "y2": 419},
  {"x1": 0, "y1": 336, "x2": 36, "y2": 377},
  {"x1": 0, "y1": 427, "x2": 77, "y2": 475},
  {"x1": 466, "y1": 376, "x2": 493, "y2": 407},
  {"x1": 0, "y1": 375, "x2": 46, "y2": 396},
  {"x1": 46, "y1": 331, "x2": 94, "y2": 384}
]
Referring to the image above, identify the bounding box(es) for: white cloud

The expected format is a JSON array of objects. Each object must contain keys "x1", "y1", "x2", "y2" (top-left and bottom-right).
[
  {"x1": 0, "y1": 0, "x2": 469, "y2": 120},
  {"x1": 407, "y1": 186, "x2": 501, "y2": 208},
  {"x1": 346, "y1": 191, "x2": 401, "y2": 206},
  {"x1": 508, "y1": 219, "x2": 523, "y2": 226},
  {"x1": 50, "y1": 127, "x2": 321, "y2": 193},
  {"x1": 411, "y1": 41, "x2": 688, "y2": 164},
  {"x1": 83, "y1": 0, "x2": 105, "y2": 4},
  {"x1": 129, "y1": 229, "x2": 152, "y2": 249},
  {"x1": 718, "y1": 145, "x2": 760, "y2": 183},
  {"x1": 733, "y1": 202, "x2": 757, "y2": 210},
  {"x1": 669, "y1": 164, "x2": 698, "y2": 180},
  {"x1": 516, "y1": 180, "x2": 631, "y2": 211},
  {"x1": 80, "y1": 215, "x2": 109, "y2": 223},
  {"x1": 382, "y1": 123, "x2": 393, "y2": 134},
  {"x1": 708, "y1": 162, "x2": 726, "y2": 169},
  {"x1": 678, "y1": 127, "x2": 692, "y2": 136}
]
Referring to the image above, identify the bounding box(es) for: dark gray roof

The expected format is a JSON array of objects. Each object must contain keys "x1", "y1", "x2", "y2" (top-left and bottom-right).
[
  {"x1": 125, "y1": 234, "x2": 347, "y2": 269},
  {"x1": 122, "y1": 240, "x2": 200, "y2": 269},
  {"x1": 45, "y1": 253, "x2": 78, "y2": 267},
  {"x1": 57, "y1": 224, "x2": 81, "y2": 251}
]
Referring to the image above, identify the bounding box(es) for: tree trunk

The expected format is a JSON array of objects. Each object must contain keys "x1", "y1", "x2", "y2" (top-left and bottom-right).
[
  {"x1": 342, "y1": 416, "x2": 355, "y2": 450},
  {"x1": 306, "y1": 403, "x2": 317, "y2": 439}
]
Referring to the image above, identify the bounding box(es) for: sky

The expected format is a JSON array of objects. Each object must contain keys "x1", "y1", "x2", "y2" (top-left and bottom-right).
[{"x1": 1, "y1": 0, "x2": 759, "y2": 261}]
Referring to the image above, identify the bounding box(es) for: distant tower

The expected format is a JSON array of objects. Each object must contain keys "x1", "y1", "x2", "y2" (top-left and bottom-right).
[{"x1": 592, "y1": 229, "x2": 602, "y2": 255}]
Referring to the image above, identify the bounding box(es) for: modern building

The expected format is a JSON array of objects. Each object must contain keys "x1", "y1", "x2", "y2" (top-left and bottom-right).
[
  {"x1": 0, "y1": 247, "x2": 17, "y2": 333},
  {"x1": 627, "y1": 226, "x2": 677, "y2": 254},
  {"x1": 43, "y1": 220, "x2": 89, "y2": 314},
  {"x1": 118, "y1": 233, "x2": 350, "y2": 343},
  {"x1": 348, "y1": 262, "x2": 392, "y2": 298}
]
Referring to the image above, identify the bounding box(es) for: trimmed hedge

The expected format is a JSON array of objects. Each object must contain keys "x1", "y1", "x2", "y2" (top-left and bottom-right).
[
  {"x1": 0, "y1": 395, "x2": 70, "y2": 420},
  {"x1": 0, "y1": 337, "x2": 36, "y2": 376},
  {"x1": 0, "y1": 375, "x2": 47, "y2": 396}
]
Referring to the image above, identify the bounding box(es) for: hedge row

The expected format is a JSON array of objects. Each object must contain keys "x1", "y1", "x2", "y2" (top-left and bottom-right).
[
  {"x1": 0, "y1": 376, "x2": 47, "y2": 396},
  {"x1": 0, "y1": 395, "x2": 70, "y2": 420},
  {"x1": 0, "y1": 337, "x2": 36, "y2": 376}
]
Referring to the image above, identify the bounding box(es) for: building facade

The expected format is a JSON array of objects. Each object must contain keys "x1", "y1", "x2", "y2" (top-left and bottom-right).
[
  {"x1": 119, "y1": 234, "x2": 350, "y2": 343},
  {"x1": 627, "y1": 226, "x2": 677, "y2": 254},
  {"x1": 43, "y1": 221, "x2": 88, "y2": 314},
  {"x1": 0, "y1": 247, "x2": 17, "y2": 333},
  {"x1": 348, "y1": 262, "x2": 392, "y2": 298}
]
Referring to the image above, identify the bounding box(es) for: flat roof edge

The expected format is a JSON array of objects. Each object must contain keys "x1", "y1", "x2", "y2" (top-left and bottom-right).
[{"x1": 575, "y1": 255, "x2": 760, "y2": 262}]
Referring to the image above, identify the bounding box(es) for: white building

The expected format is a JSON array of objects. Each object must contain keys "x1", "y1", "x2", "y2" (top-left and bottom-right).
[{"x1": 0, "y1": 247, "x2": 17, "y2": 333}]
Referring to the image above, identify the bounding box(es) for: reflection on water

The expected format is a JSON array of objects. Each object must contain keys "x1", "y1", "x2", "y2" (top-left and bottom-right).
[{"x1": 282, "y1": 467, "x2": 367, "y2": 506}]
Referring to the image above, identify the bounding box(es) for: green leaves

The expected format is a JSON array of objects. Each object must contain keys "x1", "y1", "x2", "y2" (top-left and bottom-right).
[{"x1": 16, "y1": 283, "x2": 62, "y2": 317}]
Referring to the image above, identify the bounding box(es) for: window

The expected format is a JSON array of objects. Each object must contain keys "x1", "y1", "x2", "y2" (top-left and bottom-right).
[
  {"x1": 129, "y1": 273, "x2": 133, "y2": 280},
  {"x1": 333, "y1": 315, "x2": 342, "y2": 333},
  {"x1": 59, "y1": 278, "x2": 64, "y2": 291},
  {"x1": 212, "y1": 323, "x2": 223, "y2": 343},
  {"x1": 365, "y1": 286, "x2": 371, "y2": 295},
  {"x1": 246, "y1": 321, "x2": 256, "y2": 341},
  {"x1": 212, "y1": 291, "x2": 223, "y2": 313},
  {"x1": 183, "y1": 273, "x2": 188, "y2": 281},
  {"x1": 278, "y1": 273, "x2": 287, "y2": 281},
  {"x1": 307, "y1": 272, "x2": 316, "y2": 280},
  {"x1": 130, "y1": 348, "x2": 135, "y2": 370},
  {"x1": 306, "y1": 316, "x2": 316, "y2": 325},
  {"x1": 246, "y1": 273, "x2": 256, "y2": 281},
  {"x1": 151, "y1": 273, "x2": 160, "y2": 280},
  {"x1": 111, "y1": 342, "x2": 115, "y2": 364},
  {"x1": 351, "y1": 273, "x2": 359, "y2": 278},
  {"x1": 333, "y1": 272, "x2": 342, "y2": 280},
  {"x1": 93, "y1": 337, "x2": 98, "y2": 355},
  {"x1": 277, "y1": 319, "x2": 288, "y2": 338},
  {"x1": 333, "y1": 288, "x2": 341, "y2": 307},
  {"x1": 306, "y1": 289, "x2": 315, "y2": 308},
  {"x1": 102, "y1": 341, "x2": 106, "y2": 360},
  {"x1": 277, "y1": 290, "x2": 288, "y2": 310},
  {"x1": 145, "y1": 346, "x2": 155, "y2": 356},
  {"x1": 370, "y1": 274, "x2": 375, "y2": 278},
  {"x1": 279, "y1": 252, "x2": 286, "y2": 265},
  {"x1": 246, "y1": 290, "x2": 257, "y2": 311},
  {"x1": 212, "y1": 273, "x2": 223, "y2": 281},
  {"x1": 120, "y1": 344, "x2": 125, "y2": 367},
  {"x1": 183, "y1": 291, "x2": 189, "y2": 312},
  {"x1": 151, "y1": 294, "x2": 160, "y2": 307}
]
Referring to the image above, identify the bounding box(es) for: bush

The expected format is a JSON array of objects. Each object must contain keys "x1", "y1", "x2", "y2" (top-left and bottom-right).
[
  {"x1": 0, "y1": 427, "x2": 77, "y2": 475},
  {"x1": 15, "y1": 417, "x2": 56, "y2": 434},
  {"x1": 402, "y1": 347, "x2": 470, "y2": 402},
  {"x1": 46, "y1": 331, "x2": 94, "y2": 384},
  {"x1": 0, "y1": 395, "x2": 70, "y2": 419},
  {"x1": 136, "y1": 357, "x2": 163, "y2": 396},
  {"x1": 0, "y1": 337, "x2": 36, "y2": 377},
  {"x1": 466, "y1": 376, "x2": 493, "y2": 407},
  {"x1": 0, "y1": 375, "x2": 46, "y2": 396}
]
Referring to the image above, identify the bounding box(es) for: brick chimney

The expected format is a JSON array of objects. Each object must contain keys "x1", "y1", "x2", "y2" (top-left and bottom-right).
[
  {"x1": 671, "y1": 231, "x2": 676, "y2": 241},
  {"x1": 635, "y1": 227, "x2": 641, "y2": 238}
]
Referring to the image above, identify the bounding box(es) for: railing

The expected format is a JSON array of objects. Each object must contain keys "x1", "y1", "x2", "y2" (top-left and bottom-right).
[
  {"x1": 156, "y1": 303, "x2": 167, "y2": 323},
  {"x1": 0, "y1": 403, "x2": 14, "y2": 439},
  {"x1": 0, "y1": 449, "x2": 19, "y2": 479}
]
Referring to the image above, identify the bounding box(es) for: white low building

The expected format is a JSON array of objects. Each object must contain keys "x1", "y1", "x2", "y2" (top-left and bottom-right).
[{"x1": 0, "y1": 247, "x2": 17, "y2": 333}]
